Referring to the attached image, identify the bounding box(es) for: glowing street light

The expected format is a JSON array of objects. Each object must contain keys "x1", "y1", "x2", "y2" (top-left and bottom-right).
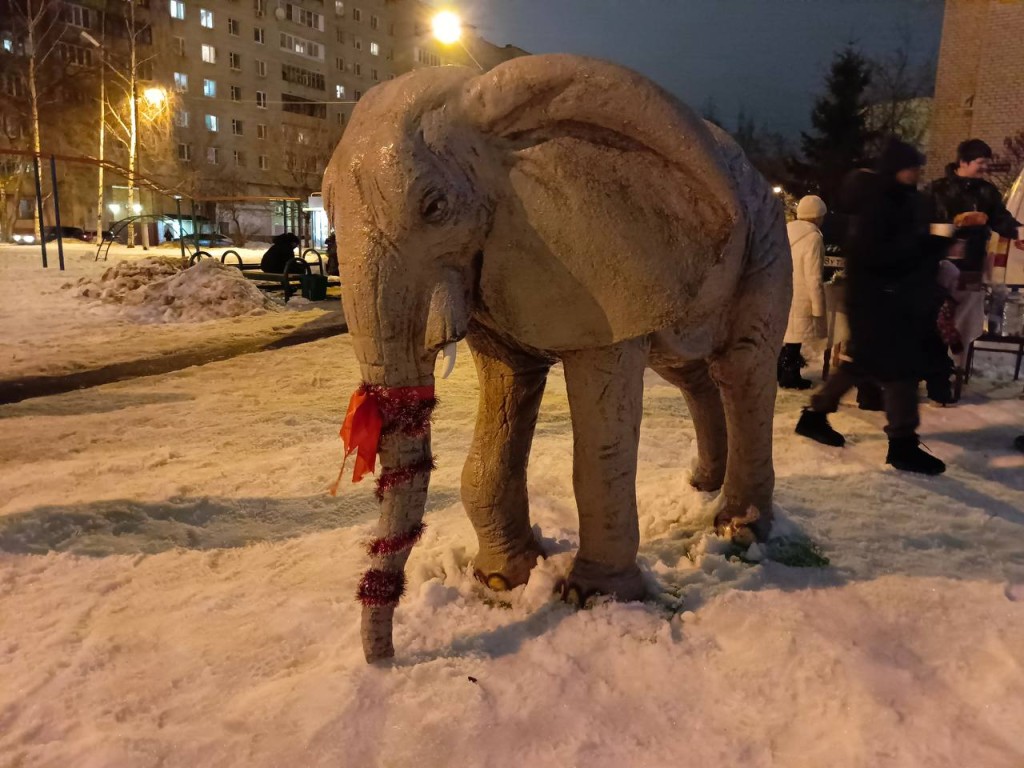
[
  {"x1": 772, "y1": 185, "x2": 783, "y2": 195},
  {"x1": 132, "y1": 203, "x2": 143, "y2": 215},
  {"x1": 431, "y1": 10, "x2": 462, "y2": 45},
  {"x1": 108, "y1": 203, "x2": 121, "y2": 215},
  {"x1": 143, "y1": 86, "x2": 166, "y2": 107}
]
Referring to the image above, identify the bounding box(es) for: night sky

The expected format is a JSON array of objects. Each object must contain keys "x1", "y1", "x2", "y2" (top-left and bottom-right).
[{"x1": 451, "y1": 0, "x2": 945, "y2": 138}]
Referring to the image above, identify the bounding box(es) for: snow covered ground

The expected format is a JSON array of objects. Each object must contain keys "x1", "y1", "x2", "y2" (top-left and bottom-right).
[{"x1": 1, "y1": 246, "x2": 1023, "y2": 767}]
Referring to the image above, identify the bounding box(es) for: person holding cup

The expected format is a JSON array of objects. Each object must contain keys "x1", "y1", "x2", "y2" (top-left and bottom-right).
[{"x1": 924, "y1": 138, "x2": 1023, "y2": 275}]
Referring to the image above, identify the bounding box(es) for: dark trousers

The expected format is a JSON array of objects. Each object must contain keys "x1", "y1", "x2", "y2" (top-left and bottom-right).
[{"x1": 810, "y1": 361, "x2": 920, "y2": 440}]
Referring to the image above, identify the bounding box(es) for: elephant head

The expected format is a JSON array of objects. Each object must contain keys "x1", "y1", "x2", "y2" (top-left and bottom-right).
[{"x1": 324, "y1": 55, "x2": 746, "y2": 663}]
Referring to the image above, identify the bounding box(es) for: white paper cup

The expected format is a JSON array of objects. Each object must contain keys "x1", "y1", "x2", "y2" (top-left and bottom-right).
[{"x1": 930, "y1": 223, "x2": 956, "y2": 237}]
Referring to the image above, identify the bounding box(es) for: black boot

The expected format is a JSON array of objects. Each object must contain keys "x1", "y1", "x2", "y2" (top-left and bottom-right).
[
  {"x1": 795, "y1": 408, "x2": 845, "y2": 447},
  {"x1": 778, "y1": 345, "x2": 812, "y2": 390},
  {"x1": 886, "y1": 437, "x2": 946, "y2": 475},
  {"x1": 856, "y1": 381, "x2": 884, "y2": 411}
]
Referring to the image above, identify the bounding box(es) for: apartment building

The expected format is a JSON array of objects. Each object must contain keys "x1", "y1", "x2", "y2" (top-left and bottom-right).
[{"x1": 1, "y1": 0, "x2": 526, "y2": 241}]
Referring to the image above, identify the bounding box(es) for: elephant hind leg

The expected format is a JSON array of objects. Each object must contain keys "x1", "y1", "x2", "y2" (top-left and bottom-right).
[
  {"x1": 650, "y1": 359, "x2": 728, "y2": 493},
  {"x1": 462, "y1": 331, "x2": 550, "y2": 590}
]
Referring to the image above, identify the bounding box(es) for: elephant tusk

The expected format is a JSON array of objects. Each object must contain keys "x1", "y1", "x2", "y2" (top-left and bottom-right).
[{"x1": 441, "y1": 341, "x2": 458, "y2": 379}]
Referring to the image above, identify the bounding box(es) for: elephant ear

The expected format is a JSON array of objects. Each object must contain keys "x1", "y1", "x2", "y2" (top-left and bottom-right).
[{"x1": 459, "y1": 54, "x2": 748, "y2": 350}]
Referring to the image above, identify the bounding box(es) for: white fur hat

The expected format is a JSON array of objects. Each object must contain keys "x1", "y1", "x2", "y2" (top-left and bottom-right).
[{"x1": 796, "y1": 195, "x2": 827, "y2": 221}]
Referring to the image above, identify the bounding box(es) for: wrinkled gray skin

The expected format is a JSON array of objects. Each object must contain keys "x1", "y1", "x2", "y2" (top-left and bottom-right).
[{"x1": 323, "y1": 54, "x2": 791, "y2": 663}]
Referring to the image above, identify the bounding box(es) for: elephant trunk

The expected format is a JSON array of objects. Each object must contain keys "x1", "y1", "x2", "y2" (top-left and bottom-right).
[{"x1": 345, "y1": 271, "x2": 440, "y2": 662}]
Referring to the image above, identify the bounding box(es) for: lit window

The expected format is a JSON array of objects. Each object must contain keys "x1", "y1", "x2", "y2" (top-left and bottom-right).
[
  {"x1": 334, "y1": 0, "x2": 343, "y2": 15},
  {"x1": 203, "y1": 78, "x2": 216, "y2": 97},
  {"x1": 369, "y1": 41, "x2": 379, "y2": 56},
  {"x1": 200, "y1": 8, "x2": 213, "y2": 28},
  {"x1": 201, "y1": 44, "x2": 215, "y2": 63},
  {"x1": 205, "y1": 114, "x2": 218, "y2": 132},
  {"x1": 256, "y1": 90, "x2": 267, "y2": 108},
  {"x1": 253, "y1": 26, "x2": 264, "y2": 44},
  {"x1": 169, "y1": 0, "x2": 184, "y2": 20},
  {"x1": 174, "y1": 111, "x2": 189, "y2": 127},
  {"x1": 335, "y1": 84, "x2": 345, "y2": 99},
  {"x1": 231, "y1": 118, "x2": 243, "y2": 135},
  {"x1": 257, "y1": 123, "x2": 267, "y2": 139},
  {"x1": 207, "y1": 146, "x2": 219, "y2": 164},
  {"x1": 230, "y1": 85, "x2": 241, "y2": 101},
  {"x1": 258, "y1": 155, "x2": 269, "y2": 170},
  {"x1": 3, "y1": 38, "x2": 15, "y2": 53},
  {"x1": 173, "y1": 71, "x2": 188, "y2": 91}
]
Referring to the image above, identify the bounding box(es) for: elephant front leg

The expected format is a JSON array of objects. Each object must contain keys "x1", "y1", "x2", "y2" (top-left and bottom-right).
[
  {"x1": 462, "y1": 334, "x2": 550, "y2": 591},
  {"x1": 561, "y1": 339, "x2": 648, "y2": 604}
]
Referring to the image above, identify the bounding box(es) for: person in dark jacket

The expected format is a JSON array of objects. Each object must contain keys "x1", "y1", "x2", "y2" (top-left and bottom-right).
[
  {"x1": 924, "y1": 139, "x2": 1023, "y2": 272},
  {"x1": 796, "y1": 139, "x2": 958, "y2": 474},
  {"x1": 325, "y1": 232, "x2": 338, "y2": 276},
  {"x1": 260, "y1": 232, "x2": 301, "y2": 273}
]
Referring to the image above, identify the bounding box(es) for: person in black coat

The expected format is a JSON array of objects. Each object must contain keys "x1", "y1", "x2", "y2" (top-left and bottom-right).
[
  {"x1": 924, "y1": 139, "x2": 1023, "y2": 272},
  {"x1": 260, "y1": 232, "x2": 301, "y2": 273},
  {"x1": 796, "y1": 139, "x2": 958, "y2": 474}
]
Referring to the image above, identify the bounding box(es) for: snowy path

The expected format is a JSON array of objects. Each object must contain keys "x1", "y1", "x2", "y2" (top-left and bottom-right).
[{"x1": 1, "y1": 249, "x2": 1024, "y2": 766}]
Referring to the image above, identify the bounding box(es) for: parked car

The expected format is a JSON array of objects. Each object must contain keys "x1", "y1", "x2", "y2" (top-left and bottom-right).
[
  {"x1": 176, "y1": 232, "x2": 233, "y2": 247},
  {"x1": 11, "y1": 230, "x2": 37, "y2": 245},
  {"x1": 43, "y1": 226, "x2": 91, "y2": 242}
]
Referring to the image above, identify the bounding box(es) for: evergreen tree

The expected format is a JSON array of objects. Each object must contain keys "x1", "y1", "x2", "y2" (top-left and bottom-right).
[{"x1": 799, "y1": 47, "x2": 874, "y2": 204}]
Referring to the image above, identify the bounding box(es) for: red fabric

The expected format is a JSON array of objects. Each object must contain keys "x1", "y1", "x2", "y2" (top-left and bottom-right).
[{"x1": 338, "y1": 384, "x2": 435, "y2": 484}]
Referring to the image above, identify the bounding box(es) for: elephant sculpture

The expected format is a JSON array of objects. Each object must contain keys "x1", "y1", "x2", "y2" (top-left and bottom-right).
[{"x1": 323, "y1": 54, "x2": 791, "y2": 663}]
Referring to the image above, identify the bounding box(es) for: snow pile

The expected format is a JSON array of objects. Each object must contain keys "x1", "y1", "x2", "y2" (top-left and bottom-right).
[{"x1": 70, "y1": 257, "x2": 280, "y2": 323}]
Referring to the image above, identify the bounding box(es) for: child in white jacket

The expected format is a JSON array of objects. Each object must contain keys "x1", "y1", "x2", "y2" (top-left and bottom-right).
[{"x1": 778, "y1": 195, "x2": 828, "y2": 389}]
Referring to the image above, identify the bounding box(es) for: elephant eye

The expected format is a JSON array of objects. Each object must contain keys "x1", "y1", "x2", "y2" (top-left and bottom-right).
[{"x1": 421, "y1": 191, "x2": 450, "y2": 224}]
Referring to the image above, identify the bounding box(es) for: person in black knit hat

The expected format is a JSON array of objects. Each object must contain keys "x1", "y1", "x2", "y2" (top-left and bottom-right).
[{"x1": 796, "y1": 138, "x2": 960, "y2": 475}]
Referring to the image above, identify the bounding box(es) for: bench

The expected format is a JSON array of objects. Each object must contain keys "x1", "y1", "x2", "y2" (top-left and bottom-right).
[
  {"x1": 189, "y1": 249, "x2": 340, "y2": 302},
  {"x1": 964, "y1": 332, "x2": 1024, "y2": 382}
]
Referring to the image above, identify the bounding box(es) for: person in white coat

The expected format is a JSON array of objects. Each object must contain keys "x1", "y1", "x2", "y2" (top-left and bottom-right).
[{"x1": 779, "y1": 195, "x2": 828, "y2": 389}]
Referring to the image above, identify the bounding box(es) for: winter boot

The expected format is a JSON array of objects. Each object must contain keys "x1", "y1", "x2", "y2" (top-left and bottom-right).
[
  {"x1": 778, "y1": 345, "x2": 812, "y2": 390},
  {"x1": 926, "y1": 375, "x2": 955, "y2": 406},
  {"x1": 885, "y1": 437, "x2": 946, "y2": 475},
  {"x1": 856, "y1": 382, "x2": 885, "y2": 412},
  {"x1": 795, "y1": 408, "x2": 845, "y2": 447}
]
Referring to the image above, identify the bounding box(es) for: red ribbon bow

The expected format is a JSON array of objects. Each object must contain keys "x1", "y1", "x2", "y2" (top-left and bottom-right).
[{"x1": 330, "y1": 384, "x2": 435, "y2": 494}]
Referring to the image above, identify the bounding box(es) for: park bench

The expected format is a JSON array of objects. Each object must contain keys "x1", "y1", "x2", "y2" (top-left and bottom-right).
[{"x1": 189, "y1": 248, "x2": 340, "y2": 302}]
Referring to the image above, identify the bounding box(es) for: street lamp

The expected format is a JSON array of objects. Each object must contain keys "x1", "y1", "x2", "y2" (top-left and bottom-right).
[
  {"x1": 430, "y1": 10, "x2": 483, "y2": 71},
  {"x1": 143, "y1": 87, "x2": 166, "y2": 107}
]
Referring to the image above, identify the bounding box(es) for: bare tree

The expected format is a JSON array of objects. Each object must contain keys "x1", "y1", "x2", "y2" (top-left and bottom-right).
[
  {"x1": 280, "y1": 122, "x2": 334, "y2": 197},
  {"x1": 865, "y1": 29, "x2": 936, "y2": 153}
]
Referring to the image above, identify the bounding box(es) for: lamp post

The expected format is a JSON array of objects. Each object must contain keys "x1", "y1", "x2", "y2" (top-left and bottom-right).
[
  {"x1": 80, "y1": 29, "x2": 105, "y2": 245},
  {"x1": 430, "y1": 10, "x2": 483, "y2": 72}
]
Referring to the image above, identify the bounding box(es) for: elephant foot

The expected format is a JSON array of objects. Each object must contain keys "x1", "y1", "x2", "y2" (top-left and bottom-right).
[
  {"x1": 713, "y1": 502, "x2": 773, "y2": 546},
  {"x1": 558, "y1": 557, "x2": 647, "y2": 607},
  {"x1": 473, "y1": 539, "x2": 545, "y2": 591},
  {"x1": 689, "y1": 463, "x2": 725, "y2": 493}
]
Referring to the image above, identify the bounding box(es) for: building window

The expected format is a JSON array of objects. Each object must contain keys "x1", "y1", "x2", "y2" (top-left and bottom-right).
[
  {"x1": 334, "y1": 0, "x2": 343, "y2": 15},
  {"x1": 353, "y1": 37, "x2": 362, "y2": 51},
  {"x1": 281, "y1": 93, "x2": 326, "y2": 119},
  {"x1": 234, "y1": 150, "x2": 245, "y2": 167},
  {"x1": 203, "y1": 78, "x2": 216, "y2": 97},
  {"x1": 201, "y1": 44, "x2": 216, "y2": 63},
  {"x1": 174, "y1": 110, "x2": 189, "y2": 127},
  {"x1": 286, "y1": 4, "x2": 324, "y2": 31},
  {"x1": 353, "y1": 62, "x2": 361, "y2": 76},
  {"x1": 259, "y1": 155, "x2": 269, "y2": 170},
  {"x1": 178, "y1": 143, "x2": 192, "y2": 161},
  {"x1": 253, "y1": 26, "x2": 265, "y2": 44},
  {"x1": 256, "y1": 59, "x2": 267, "y2": 77},
  {"x1": 257, "y1": 123, "x2": 267, "y2": 139},
  {"x1": 282, "y1": 63, "x2": 325, "y2": 91},
  {"x1": 200, "y1": 8, "x2": 213, "y2": 28},
  {"x1": 205, "y1": 114, "x2": 218, "y2": 132},
  {"x1": 64, "y1": 4, "x2": 91, "y2": 28},
  {"x1": 253, "y1": 0, "x2": 265, "y2": 16},
  {"x1": 280, "y1": 32, "x2": 323, "y2": 61},
  {"x1": 256, "y1": 90, "x2": 267, "y2": 108},
  {"x1": 335, "y1": 29, "x2": 344, "y2": 44},
  {"x1": 229, "y1": 52, "x2": 241, "y2": 70},
  {"x1": 228, "y1": 17, "x2": 239, "y2": 35},
  {"x1": 174, "y1": 36, "x2": 185, "y2": 55},
  {"x1": 231, "y1": 118, "x2": 243, "y2": 135},
  {"x1": 58, "y1": 43, "x2": 93, "y2": 66},
  {"x1": 173, "y1": 71, "x2": 188, "y2": 91},
  {"x1": 207, "y1": 146, "x2": 219, "y2": 164},
  {"x1": 335, "y1": 56, "x2": 345, "y2": 71},
  {"x1": 169, "y1": 0, "x2": 184, "y2": 20},
  {"x1": 230, "y1": 85, "x2": 241, "y2": 101},
  {"x1": 335, "y1": 84, "x2": 345, "y2": 99},
  {"x1": 414, "y1": 47, "x2": 440, "y2": 67},
  {"x1": 354, "y1": 89, "x2": 362, "y2": 100},
  {"x1": 351, "y1": 7, "x2": 360, "y2": 21},
  {"x1": 371, "y1": 68, "x2": 378, "y2": 81},
  {"x1": 370, "y1": 14, "x2": 378, "y2": 29},
  {"x1": 369, "y1": 41, "x2": 379, "y2": 56}
]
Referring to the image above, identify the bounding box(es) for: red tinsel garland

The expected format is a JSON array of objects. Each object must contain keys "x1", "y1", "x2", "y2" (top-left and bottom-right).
[
  {"x1": 357, "y1": 568, "x2": 406, "y2": 607},
  {"x1": 375, "y1": 457, "x2": 436, "y2": 501},
  {"x1": 368, "y1": 522, "x2": 426, "y2": 556}
]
